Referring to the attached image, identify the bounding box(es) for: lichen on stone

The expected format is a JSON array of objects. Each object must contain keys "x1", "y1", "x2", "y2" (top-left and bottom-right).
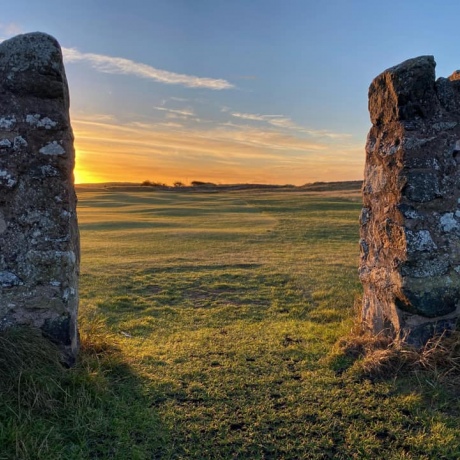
[
  {"x1": 0, "y1": 170, "x2": 17, "y2": 188},
  {"x1": 26, "y1": 113, "x2": 58, "y2": 129},
  {"x1": 0, "y1": 271, "x2": 22, "y2": 287},
  {"x1": 405, "y1": 229, "x2": 437, "y2": 253},
  {"x1": 0, "y1": 116, "x2": 16, "y2": 130},
  {"x1": 39, "y1": 141, "x2": 65, "y2": 156},
  {"x1": 440, "y1": 213, "x2": 459, "y2": 232},
  {"x1": 13, "y1": 136, "x2": 27, "y2": 150}
]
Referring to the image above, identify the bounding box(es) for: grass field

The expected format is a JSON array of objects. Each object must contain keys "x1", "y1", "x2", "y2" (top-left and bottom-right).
[{"x1": 1, "y1": 186, "x2": 460, "y2": 459}]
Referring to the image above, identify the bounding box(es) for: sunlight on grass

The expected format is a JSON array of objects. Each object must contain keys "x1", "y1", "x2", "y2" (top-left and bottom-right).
[{"x1": 2, "y1": 186, "x2": 460, "y2": 458}]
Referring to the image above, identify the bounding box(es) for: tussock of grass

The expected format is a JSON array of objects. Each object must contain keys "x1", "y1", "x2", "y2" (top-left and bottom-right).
[
  {"x1": 0, "y1": 327, "x2": 64, "y2": 414},
  {"x1": 79, "y1": 309, "x2": 121, "y2": 357},
  {"x1": 0, "y1": 323, "x2": 167, "y2": 459},
  {"x1": 330, "y1": 319, "x2": 460, "y2": 382}
]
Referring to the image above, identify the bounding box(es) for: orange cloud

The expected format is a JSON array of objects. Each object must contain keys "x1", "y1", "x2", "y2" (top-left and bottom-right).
[{"x1": 72, "y1": 115, "x2": 364, "y2": 185}]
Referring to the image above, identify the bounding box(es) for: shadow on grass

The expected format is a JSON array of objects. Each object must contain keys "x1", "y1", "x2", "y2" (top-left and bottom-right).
[
  {"x1": 93, "y1": 264, "x2": 315, "y2": 332},
  {"x1": 139, "y1": 263, "x2": 263, "y2": 274},
  {"x1": 0, "y1": 325, "x2": 170, "y2": 460}
]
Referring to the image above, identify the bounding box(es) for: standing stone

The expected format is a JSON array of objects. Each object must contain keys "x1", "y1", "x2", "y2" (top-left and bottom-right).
[
  {"x1": 360, "y1": 55, "x2": 460, "y2": 345},
  {"x1": 0, "y1": 33, "x2": 79, "y2": 365}
]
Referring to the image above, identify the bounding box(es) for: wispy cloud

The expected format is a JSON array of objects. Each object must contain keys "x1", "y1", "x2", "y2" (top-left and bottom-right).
[
  {"x1": 85, "y1": 113, "x2": 116, "y2": 123},
  {"x1": 62, "y1": 47, "x2": 234, "y2": 90},
  {"x1": 231, "y1": 112, "x2": 296, "y2": 131},
  {"x1": 169, "y1": 97, "x2": 189, "y2": 102},
  {"x1": 0, "y1": 22, "x2": 23, "y2": 38},
  {"x1": 231, "y1": 111, "x2": 351, "y2": 139},
  {"x1": 74, "y1": 117, "x2": 327, "y2": 155},
  {"x1": 130, "y1": 121, "x2": 184, "y2": 129},
  {"x1": 153, "y1": 106, "x2": 195, "y2": 117},
  {"x1": 231, "y1": 112, "x2": 284, "y2": 122}
]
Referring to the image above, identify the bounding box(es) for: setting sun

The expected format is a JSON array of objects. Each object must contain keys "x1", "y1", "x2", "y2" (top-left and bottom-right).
[
  {"x1": 2, "y1": 1, "x2": 459, "y2": 457},
  {"x1": 73, "y1": 148, "x2": 103, "y2": 184}
]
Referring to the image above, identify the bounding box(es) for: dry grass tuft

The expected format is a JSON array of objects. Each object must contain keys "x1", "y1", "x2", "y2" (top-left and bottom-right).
[
  {"x1": 79, "y1": 310, "x2": 121, "y2": 357},
  {"x1": 328, "y1": 296, "x2": 460, "y2": 380},
  {"x1": 332, "y1": 321, "x2": 460, "y2": 381},
  {"x1": 415, "y1": 331, "x2": 460, "y2": 374}
]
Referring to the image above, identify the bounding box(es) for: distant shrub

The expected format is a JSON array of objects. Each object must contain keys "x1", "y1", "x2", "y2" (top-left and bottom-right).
[
  {"x1": 141, "y1": 180, "x2": 167, "y2": 187},
  {"x1": 191, "y1": 181, "x2": 216, "y2": 187},
  {"x1": 174, "y1": 181, "x2": 185, "y2": 187}
]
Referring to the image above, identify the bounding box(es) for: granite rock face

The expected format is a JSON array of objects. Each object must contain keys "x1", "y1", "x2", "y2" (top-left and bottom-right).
[
  {"x1": 360, "y1": 55, "x2": 460, "y2": 345},
  {"x1": 0, "y1": 33, "x2": 79, "y2": 365}
]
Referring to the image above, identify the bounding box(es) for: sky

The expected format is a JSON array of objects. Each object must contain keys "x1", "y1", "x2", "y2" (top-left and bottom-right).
[{"x1": 2, "y1": 1, "x2": 460, "y2": 185}]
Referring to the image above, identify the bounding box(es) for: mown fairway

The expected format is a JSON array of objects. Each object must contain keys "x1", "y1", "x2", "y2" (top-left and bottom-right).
[{"x1": 2, "y1": 186, "x2": 460, "y2": 459}]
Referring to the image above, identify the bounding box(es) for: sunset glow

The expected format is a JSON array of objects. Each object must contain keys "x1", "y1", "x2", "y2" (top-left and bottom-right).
[
  {"x1": 3, "y1": 2, "x2": 460, "y2": 185},
  {"x1": 71, "y1": 115, "x2": 362, "y2": 185}
]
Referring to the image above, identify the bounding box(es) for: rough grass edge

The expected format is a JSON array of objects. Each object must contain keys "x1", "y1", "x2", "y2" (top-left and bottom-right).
[
  {"x1": 0, "y1": 312, "x2": 122, "y2": 416},
  {"x1": 327, "y1": 296, "x2": 460, "y2": 382}
]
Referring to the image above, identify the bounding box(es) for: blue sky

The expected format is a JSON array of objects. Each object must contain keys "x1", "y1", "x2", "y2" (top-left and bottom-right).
[{"x1": 1, "y1": 1, "x2": 460, "y2": 184}]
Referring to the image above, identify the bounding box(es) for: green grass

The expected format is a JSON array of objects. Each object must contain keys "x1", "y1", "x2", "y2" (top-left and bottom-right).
[{"x1": 1, "y1": 187, "x2": 460, "y2": 459}]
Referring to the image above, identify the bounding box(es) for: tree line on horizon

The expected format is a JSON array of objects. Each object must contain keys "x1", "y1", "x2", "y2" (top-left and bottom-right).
[{"x1": 141, "y1": 180, "x2": 217, "y2": 188}]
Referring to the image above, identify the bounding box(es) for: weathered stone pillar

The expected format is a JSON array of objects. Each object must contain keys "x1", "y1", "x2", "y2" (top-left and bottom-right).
[
  {"x1": 360, "y1": 55, "x2": 460, "y2": 345},
  {"x1": 0, "y1": 33, "x2": 79, "y2": 365}
]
